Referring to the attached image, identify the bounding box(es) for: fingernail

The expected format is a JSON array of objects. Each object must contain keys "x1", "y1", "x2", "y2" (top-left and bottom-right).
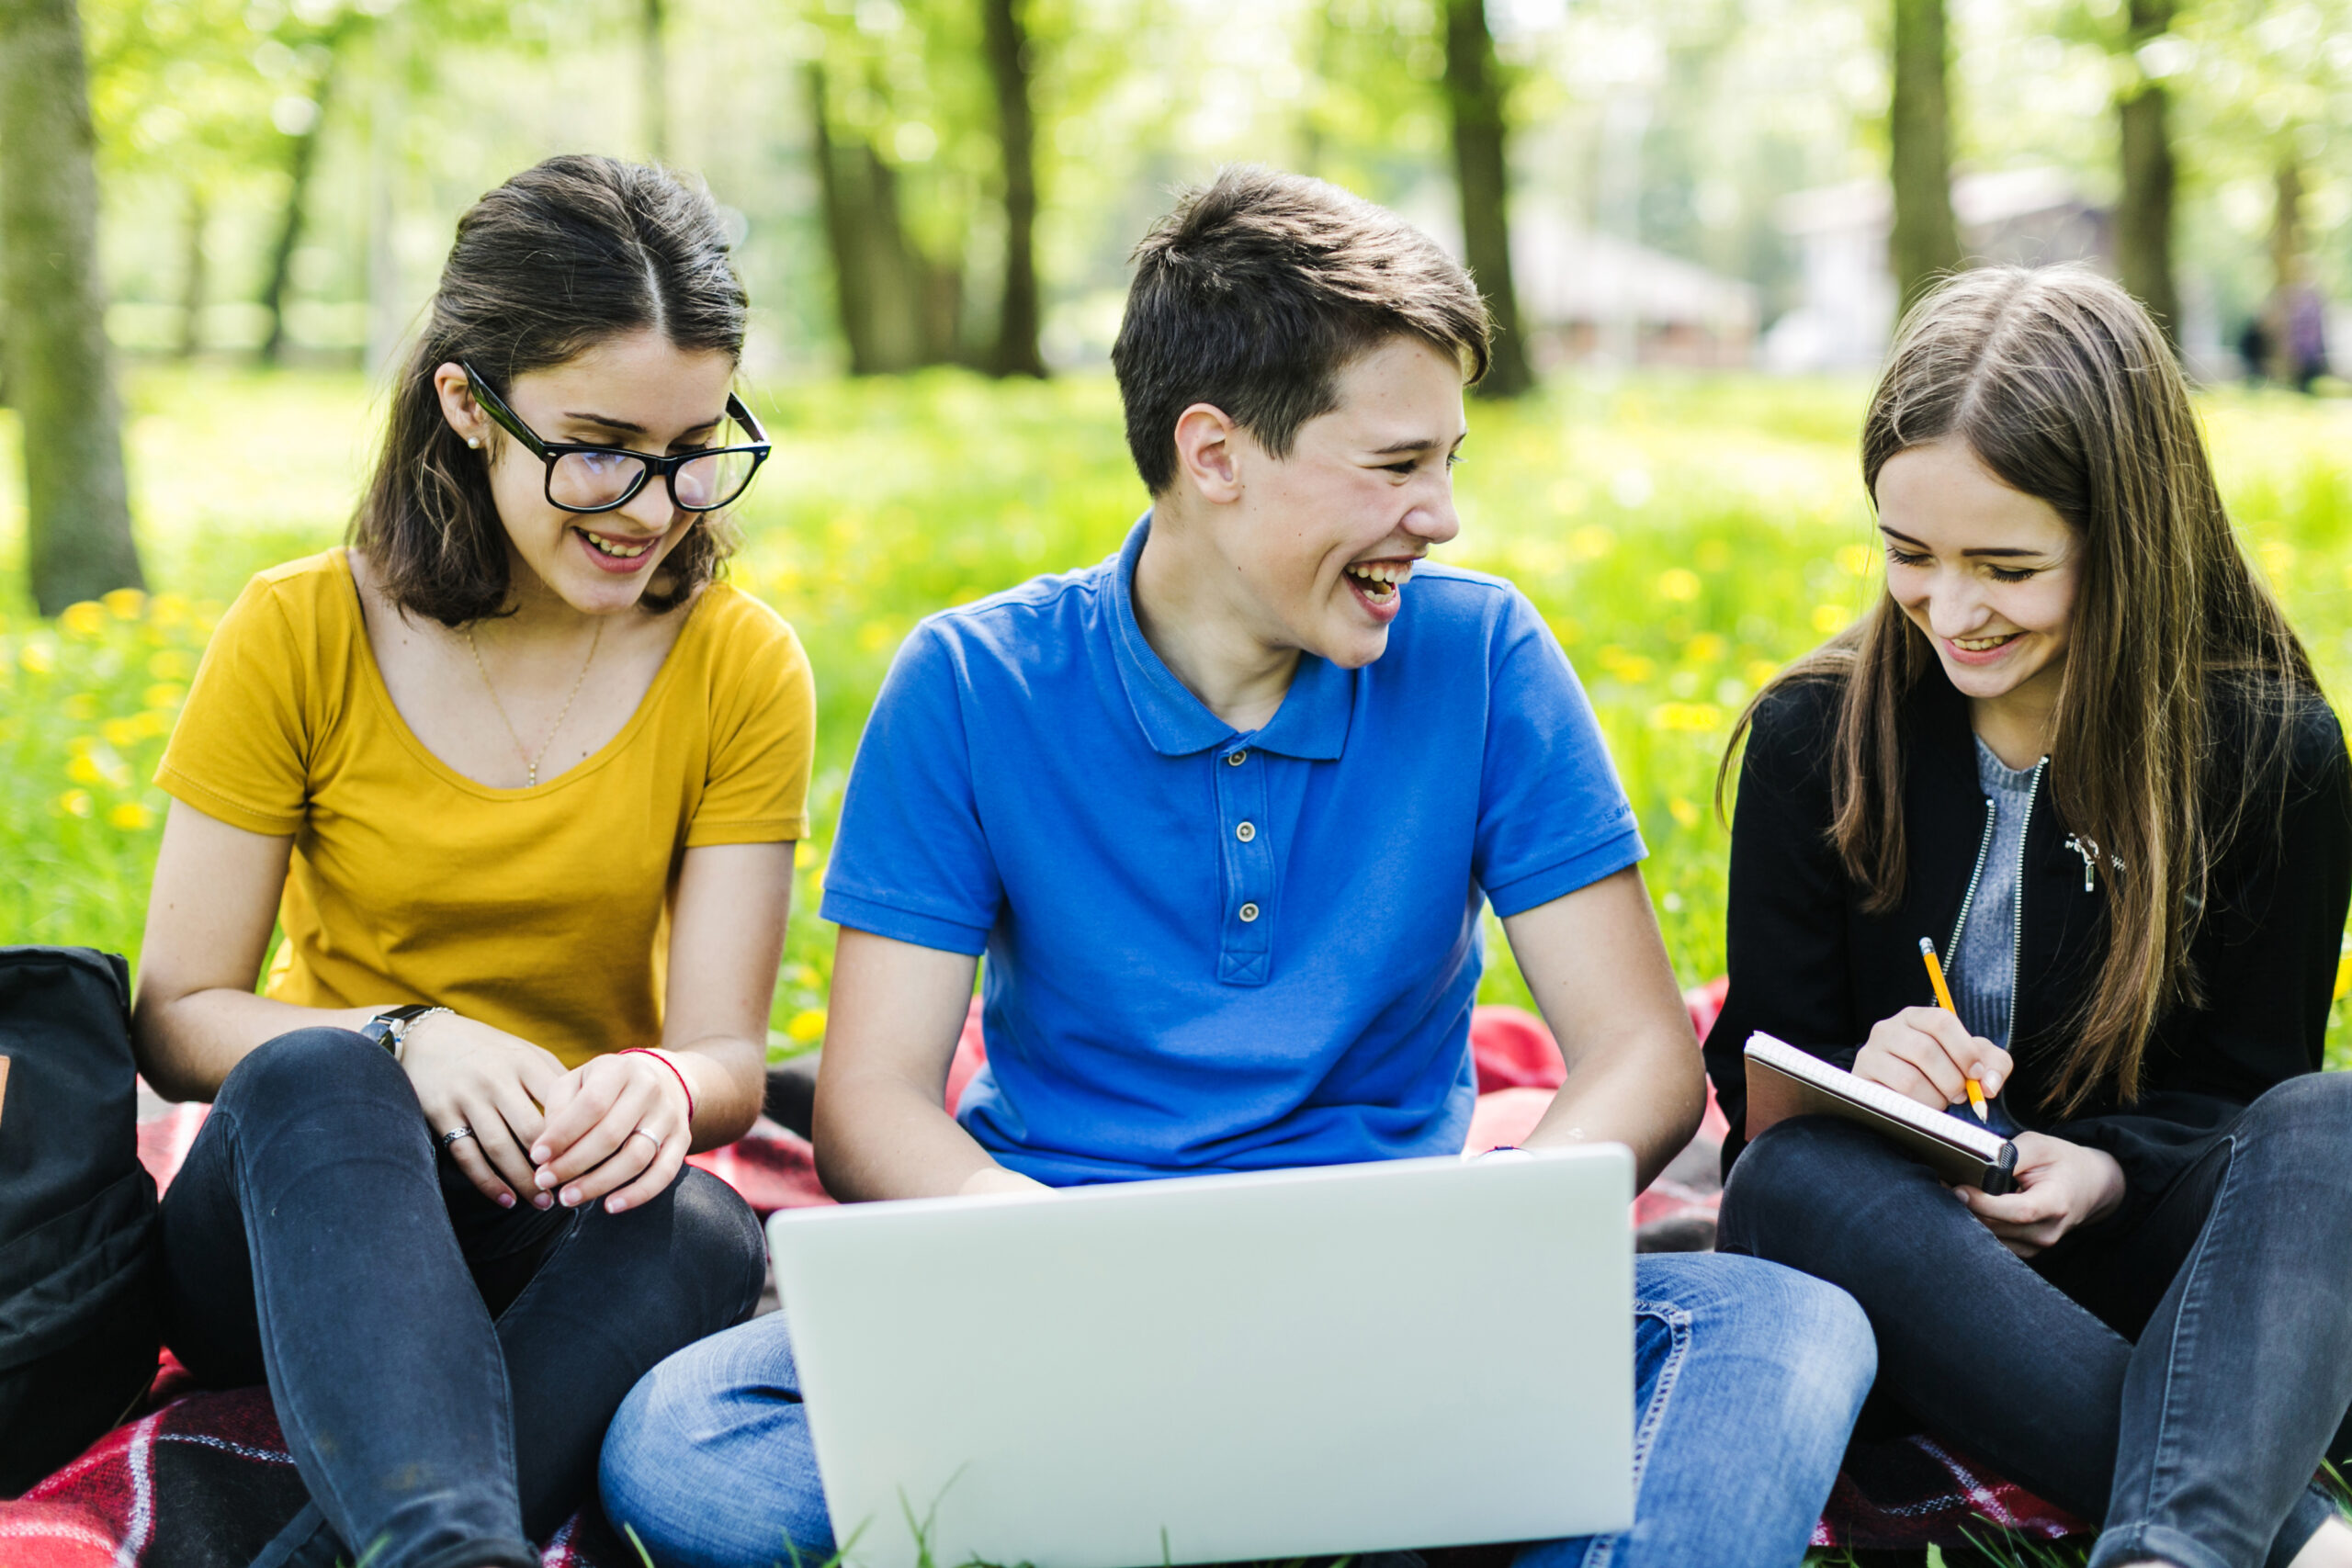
[
  {"x1": 605, "y1": 1197, "x2": 628, "y2": 1214},
  {"x1": 531, "y1": 1145, "x2": 549, "y2": 1163},
  {"x1": 536, "y1": 1168, "x2": 556, "y2": 1189},
  {"x1": 497, "y1": 1192, "x2": 514, "y2": 1210},
  {"x1": 533, "y1": 1193, "x2": 553, "y2": 1211},
  {"x1": 1984, "y1": 1075, "x2": 2003, "y2": 1095},
  {"x1": 561, "y1": 1186, "x2": 582, "y2": 1207}
]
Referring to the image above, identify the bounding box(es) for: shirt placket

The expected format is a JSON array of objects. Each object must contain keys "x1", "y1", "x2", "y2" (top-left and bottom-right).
[{"x1": 1215, "y1": 743, "x2": 1274, "y2": 986}]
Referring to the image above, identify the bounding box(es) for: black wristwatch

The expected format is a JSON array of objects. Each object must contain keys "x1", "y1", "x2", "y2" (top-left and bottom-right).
[{"x1": 359, "y1": 1004, "x2": 450, "y2": 1060}]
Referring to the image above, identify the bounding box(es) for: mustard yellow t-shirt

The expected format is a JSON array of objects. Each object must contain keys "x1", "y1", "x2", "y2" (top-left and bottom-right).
[{"x1": 155, "y1": 549, "x2": 814, "y2": 1067}]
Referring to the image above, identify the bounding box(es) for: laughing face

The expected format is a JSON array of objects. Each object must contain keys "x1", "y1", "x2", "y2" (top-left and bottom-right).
[
  {"x1": 435, "y1": 328, "x2": 739, "y2": 616},
  {"x1": 1875, "y1": 437, "x2": 2082, "y2": 725},
  {"x1": 1180, "y1": 333, "x2": 1468, "y2": 671}
]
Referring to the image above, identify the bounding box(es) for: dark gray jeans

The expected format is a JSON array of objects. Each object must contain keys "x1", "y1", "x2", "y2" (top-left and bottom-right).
[
  {"x1": 159, "y1": 1027, "x2": 765, "y2": 1568},
  {"x1": 1719, "y1": 1071, "x2": 2352, "y2": 1568}
]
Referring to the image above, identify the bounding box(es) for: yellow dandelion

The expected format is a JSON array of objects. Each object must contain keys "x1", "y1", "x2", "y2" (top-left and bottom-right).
[
  {"x1": 794, "y1": 840, "x2": 822, "y2": 870},
  {"x1": 64, "y1": 693, "x2": 98, "y2": 720},
  {"x1": 1657, "y1": 569, "x2": 1702, "y2": 604},
  {"x1": 67, "y1": 754, "x2": 108, "y2": 786},
  {"x1": 57, "y1": 789, "x2": 93, "y2": 818},
  {"x1": 1746, "y1": 660, "x2": 1783, "y2": 688},
  {"x1": 134, "y1": 709, "x2": 175, "y2": 738},
  {"x1": 2337, "y1": 948, "x2": 2351, "y2": 1002},
  {"x1": 1568, "y1": 525, "x2": 1616, "y2": 560},
  {"x1": 103, "y1": 588, "x2": 147, "y2": 620},
  {"x1": 149, "y1": 592, "x2": 191, "y2": 626},
  {"x1": 1836, "y1": 545, "x2": 1878, "y2": 578},
  {"x1": 1550, "y1": 616, "x2": 1584, "y2": 647},
  {"x1": 67, "y1": 733, "x2": 101, "y2": 755},
  {"x1": 144, "y1": 682, "x2": 187, "y2": 709},
  {"x1": 101, "y1": 716, "x2": 143, "y2": 749},
  {"x1": 786, "y1": 1008, "x2": 828, "y2": 1044},
  {"x1": 18, "y1": 641, "x2": 55, "y2": 674},
  {"x1": 60, "y1": 602, "x2": 107, "y2": 638},
  {"x1": 1685, "y1": 632, "x2": 1728, "y2": 664},
  {"x1": 1648, "y1": 702, "x2": 1724, "y2": 733},
  {"x1": 148, "y1": 649, "x2": 192, "y2": 680},
  {"x1": 1668, "y1": 797, "x2": 1702, "y2": 829},
  {"x1": 2258, "y1": 540, "x2": 2297, "y2": 581},
  {"x1": 1811, "y1": 604, "x2": 1848, "y2": 635},
  {"x1": 857, "y1": 620, "x2": 899, "y2": 653},
  {"x1": 107, "y1": 802, "x2": 155, "y2": 831}
]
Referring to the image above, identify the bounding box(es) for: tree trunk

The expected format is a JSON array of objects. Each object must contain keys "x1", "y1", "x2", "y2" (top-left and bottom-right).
[
  {"x1": 980, "y1": 0, "x2": 1046, "y2": 378},
  {"x1": 1442, "y1": 0, "x2": 1532, "y2": 398},
  {"x1": 258, "y1": 50, "x2": 339, "y2": 366},
  {"x1": 641, "y1": 0, "x2": 667, "y2": 164},
  {"x1": 0, "y1": 0, "x2": 144, "y2": 614},
  {"x1": 177, "y1": 184, "x2": 208, "y2": 359},
  {"x1": 2115, "y1": 0, "x2": 2178, "y2": 347},
  {"x1": 806, "y1": 63, "x2": 933, "y2": 375},
  {"x1": 1888, "y1": 0, "x2": 1962, "y2": 316}
]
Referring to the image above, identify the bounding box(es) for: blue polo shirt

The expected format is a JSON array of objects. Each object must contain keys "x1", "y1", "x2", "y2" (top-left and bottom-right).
[{"x1": 820, "y1": 517, "x2": 1644, "y2": 1185}]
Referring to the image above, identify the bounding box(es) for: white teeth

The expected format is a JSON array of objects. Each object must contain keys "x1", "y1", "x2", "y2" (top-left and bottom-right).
[
  {"x1": 582, "y1": 531, "x2": 650, "y2": 558},
  {"x1": 1347, "y1": 560, "x2": 1415, "y2": 588},
  {"x1": 1954, "y1": 634, "x2": 2014, "y2": 651}
]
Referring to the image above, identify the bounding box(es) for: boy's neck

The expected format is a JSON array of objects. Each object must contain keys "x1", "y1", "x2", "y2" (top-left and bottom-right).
[{"x1": 1132, "y1": 502, "x2": 1301, "y2": 734}]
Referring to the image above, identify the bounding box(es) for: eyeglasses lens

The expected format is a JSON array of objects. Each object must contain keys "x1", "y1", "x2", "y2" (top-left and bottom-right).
[
  {"x1": 674, "y1": 446, "x2": 757, "y2": 511},
  {"x1": 550, "y1": 449, "x2": 650, "y2": 512}
]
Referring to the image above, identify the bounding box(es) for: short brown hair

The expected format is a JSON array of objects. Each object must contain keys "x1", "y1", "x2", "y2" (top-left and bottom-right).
[
  {"x1": 1112, "y1": 166, "x2": 1491, "y2": 494},
  {"x1": 353, "y1": 155, "x2": 750, "y2": 626}
]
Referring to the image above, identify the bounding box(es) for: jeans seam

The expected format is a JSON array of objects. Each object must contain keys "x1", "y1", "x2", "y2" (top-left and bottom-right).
[
  {"x1": 1580, "y1": 1297, "x2": 1693, "y2": 1568},
  {"x1": 2130, "y1": 1133, "x2": 2241, "y2": 1540}
]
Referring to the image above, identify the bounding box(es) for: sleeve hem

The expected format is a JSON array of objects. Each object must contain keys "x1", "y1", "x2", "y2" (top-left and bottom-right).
[
  {"x1": 684, "y1": 816, "x2": 812, "y2": 848},
  {"x1": 819, "y1": 887, "x2": 991, "y2": 956},
  {"x1": 154, "y1": 766, "x2": 303, "y2": 837},
  {"x1": 1485, "y1": 825, "x2": 1648, "y2": 919}
]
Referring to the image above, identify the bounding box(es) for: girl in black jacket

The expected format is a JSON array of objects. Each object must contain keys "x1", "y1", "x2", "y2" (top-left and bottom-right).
[{"x1": 1711, "y1": 265, "x2": 2352, "y2": 1568}]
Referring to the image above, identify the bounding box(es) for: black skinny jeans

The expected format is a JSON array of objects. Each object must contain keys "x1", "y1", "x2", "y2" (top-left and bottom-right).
[
  {"x1": 159, "y1": 1028, "x2": 766, "y2": 1568},
  {"x1": 1719, "y1": 1072, "x2": 2352, "y2": 1568}
]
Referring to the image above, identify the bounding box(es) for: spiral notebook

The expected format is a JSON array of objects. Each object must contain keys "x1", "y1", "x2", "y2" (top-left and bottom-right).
[{"x1": 1743, "y1": 1032, "x2": 2018, "y2": 1194}]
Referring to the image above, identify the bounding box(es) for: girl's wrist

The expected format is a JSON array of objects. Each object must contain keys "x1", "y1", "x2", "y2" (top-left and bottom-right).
[{"x1": 617, "y1": 1046, "x2": 695, "y2": 1126}]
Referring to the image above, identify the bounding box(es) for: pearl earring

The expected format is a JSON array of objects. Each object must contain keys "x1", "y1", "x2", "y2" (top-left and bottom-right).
[{"x1": 467, "y1": 436, "x2": 481, "y2": 450}]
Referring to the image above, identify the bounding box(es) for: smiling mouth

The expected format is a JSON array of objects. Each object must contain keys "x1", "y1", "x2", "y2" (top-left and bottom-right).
[
  {"x1": 1345, "y1": 558, "x2": 1415, "y2": 603},
  {"x1": 1951, "y1": 632, "x2": 2019, "y2": 652},
  {"x1": 577, "y1": 527, "x2": 655, "y2": 560}
]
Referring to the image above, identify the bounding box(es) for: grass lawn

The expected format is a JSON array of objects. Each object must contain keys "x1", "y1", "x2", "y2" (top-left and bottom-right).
[{"x1": 6, "y1": 363, "x2": 2352, "y2": 1066}]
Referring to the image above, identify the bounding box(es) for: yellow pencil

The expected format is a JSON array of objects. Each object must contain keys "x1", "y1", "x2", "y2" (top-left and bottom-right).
[{"x1": 1918, "y1": 937, "x2": 1988, "y2": 1122}]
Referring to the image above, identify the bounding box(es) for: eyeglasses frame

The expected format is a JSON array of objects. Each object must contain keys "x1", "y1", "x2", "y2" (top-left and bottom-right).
[{"x1": 460, "y1": 361, "x2": 772, "y2": 516}]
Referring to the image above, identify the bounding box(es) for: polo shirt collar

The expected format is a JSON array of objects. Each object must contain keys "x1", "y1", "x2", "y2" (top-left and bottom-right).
[{"x1": 1107, "y1": 514, "x2": 1355, "y2": 761}]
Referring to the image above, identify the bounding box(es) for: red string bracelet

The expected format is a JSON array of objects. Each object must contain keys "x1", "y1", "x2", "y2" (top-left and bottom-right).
[{"x1": 616, "y1": 1048, "x2": 695, "y2": 1124}]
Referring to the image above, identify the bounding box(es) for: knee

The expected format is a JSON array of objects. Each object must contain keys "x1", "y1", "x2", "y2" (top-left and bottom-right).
[
  {"x1": 1718, "y1": 1116, "x2": 1877, "y2": 1258},
  {"x1": 214, "y1": 1027, "x2": 407, "y2": 1122},
  {"x1": 2237, "y1": 1072, "x2": 2352, "y2": 1170},
  {"x1": 1671, "y1": 1252, "x2": 1876, "y2": 1415},
  {"x1": 618, "y1": 1168, "x2": 766, "y2": 1333}
]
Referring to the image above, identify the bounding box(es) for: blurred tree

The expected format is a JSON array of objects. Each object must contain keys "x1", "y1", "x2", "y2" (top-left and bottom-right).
[
  {"x1": 1889, "y1": 0, "x2": 1961, "y2": 315},
  {"x1": 980, "y1": 0, "x2": 1046, "y2": 378},
  {"x1": 2114, "y1": 0, "x2": 2181, "y2": 345},
  {"x1": 641, "y1": 0, "x2": 668, "y2": 164},
  {"x1": 0, "y1": 0, "x2": 145, "y2": 612},
  {"x1": 807, "y1": 59, "x2": 962, "y2": 373},
  {"x1": 1442, "y1": 0, "x2": 1531, "y2": 397},
  {"x1": 257, "y1": 14, "x2": 357, "y2": 364},
  {"x1": 178, "y1": 183, "x2": 209, "y2": 357}
]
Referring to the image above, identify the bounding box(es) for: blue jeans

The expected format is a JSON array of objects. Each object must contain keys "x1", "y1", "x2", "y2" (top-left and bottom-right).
[
  {"x1": 160, "y1": 1028, "x2": 768, "y2": 1568},
  {"x1": 600, "y1": 1251, "x2": 1872, "y2": 1568},
  {"x1": 1719, "y1": 1073, "x2": 2352, "y2": 1568}
]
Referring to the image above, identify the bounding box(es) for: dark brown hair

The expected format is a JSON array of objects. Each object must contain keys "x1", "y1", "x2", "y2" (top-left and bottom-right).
[
  {"x1": 352, "y1": 154, "x2": 750, "y2": 625},
  {"x1": 1112, "y1": 165, "x2": 1492, "y2": 494},
  {"x1": 1724, "y1": 265, "x2": 2317, "y2": 1111}
]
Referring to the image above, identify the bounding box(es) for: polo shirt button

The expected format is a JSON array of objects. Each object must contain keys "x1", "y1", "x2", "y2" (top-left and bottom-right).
[
  {"x1": 1227, "y1": 750, "x2": 1248, "y2": 765},
  {"x1": 1235, "y1": 821, "x2": 1256, "y2": 841},
  {"x1": 1238, "y1": 902, "x2": 1261, "y2": 922}
]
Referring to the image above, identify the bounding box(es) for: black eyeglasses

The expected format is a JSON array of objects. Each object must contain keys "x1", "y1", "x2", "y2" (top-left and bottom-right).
[{"x1": 462, "y1": 362, "x2": 772, "y2": 515}]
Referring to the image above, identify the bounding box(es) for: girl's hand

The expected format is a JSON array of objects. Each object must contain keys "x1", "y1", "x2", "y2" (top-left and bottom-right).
[
  {"x1": 528, "y1": 1050, "x2": 693, "y2": 1215},
  {"x1": 1855, "y1": 1006, "x2": 2013, "y2": 1111},
  {"x1": 1957, "y1": 1132, "x2": 2126, "y2": 1257},
  {"x1": 399, "y1": 1014, "x2": 570, "y2": 1209}
]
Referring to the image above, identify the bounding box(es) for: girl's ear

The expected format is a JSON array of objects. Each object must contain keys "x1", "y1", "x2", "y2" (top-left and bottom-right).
[{"x1": 432, "y1": 363, "x2": 492, "y2": 449}]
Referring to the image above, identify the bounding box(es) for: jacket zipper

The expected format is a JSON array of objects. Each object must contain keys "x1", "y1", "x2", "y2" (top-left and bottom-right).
[{"x1": 1947, "y1": 795, "x2": 1998, "y2": 956}]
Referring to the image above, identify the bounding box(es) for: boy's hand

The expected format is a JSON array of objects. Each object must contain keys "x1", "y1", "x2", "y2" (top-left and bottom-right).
[
  {"x1": 1956, "y1": 1132, "x2": 2125, "y2": 1257},
  {"x1": 1855, "y1": 1007, "x2": 2011, "y2": 1110}
]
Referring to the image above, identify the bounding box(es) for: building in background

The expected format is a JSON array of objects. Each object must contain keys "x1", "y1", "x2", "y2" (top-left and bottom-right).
[{"x1": 1512, "y1": 210, "x2": 1759, "y2": 369}]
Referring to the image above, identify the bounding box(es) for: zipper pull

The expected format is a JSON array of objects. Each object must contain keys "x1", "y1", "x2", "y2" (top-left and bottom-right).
[{"x1": 2064, "y1": 834, "x2": 2098, "y2": 893}]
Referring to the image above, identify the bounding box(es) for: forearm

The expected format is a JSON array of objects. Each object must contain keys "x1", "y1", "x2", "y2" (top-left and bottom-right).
[
  {"x1": 813, "y1": 1071, "x2": 1035, "y2": 1201},
  {"x1": 132, "y1": 986, "x2": 383, "y2": 1102},
  {"x1": 1522, "y1": 1031, "x2": 1704, "y2": 1190},
  {"x1": 650, "y1": 1033, "x2": 767, "y2": 1153}
]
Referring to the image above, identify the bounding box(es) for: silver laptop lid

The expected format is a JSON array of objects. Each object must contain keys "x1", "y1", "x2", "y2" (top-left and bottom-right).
[{"x1": 766, "y1": 1145, "x2": 1634, "y2": 1568}]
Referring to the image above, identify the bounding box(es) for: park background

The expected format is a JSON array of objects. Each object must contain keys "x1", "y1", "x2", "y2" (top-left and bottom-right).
[{"x1": 5, "y1": 0, "x2": 2352, "y2": 1065}]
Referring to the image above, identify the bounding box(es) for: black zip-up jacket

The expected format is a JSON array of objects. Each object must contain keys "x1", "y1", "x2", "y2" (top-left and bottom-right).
[{"x1": 1706, "y1": 670, "x2": 2352, "y2": 1233}]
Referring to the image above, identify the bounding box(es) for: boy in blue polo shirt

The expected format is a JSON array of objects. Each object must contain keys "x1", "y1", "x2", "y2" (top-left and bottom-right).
[{"x1": 602, "y1": 168, "x2": 1872, "y2": 1568}]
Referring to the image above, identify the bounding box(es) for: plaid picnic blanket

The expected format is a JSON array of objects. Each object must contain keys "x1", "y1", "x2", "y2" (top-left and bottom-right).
[{"x1": 5, "y1": 987, "x2": 2083, "y2": 1562}]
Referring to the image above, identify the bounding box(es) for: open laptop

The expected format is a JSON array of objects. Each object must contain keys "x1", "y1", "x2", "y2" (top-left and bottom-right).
[{"x1": 763, "y1": 1145, "x2": 1634, "y2": 1568}]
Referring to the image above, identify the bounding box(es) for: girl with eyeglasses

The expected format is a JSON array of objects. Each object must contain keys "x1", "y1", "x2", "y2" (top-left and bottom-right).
[
  {"x1": 1710, "y1": 266, "x2": 2352, "y2": 1568},
  {"x1": 130, "y1": 155, "x2": 810, "y2": 1568}
]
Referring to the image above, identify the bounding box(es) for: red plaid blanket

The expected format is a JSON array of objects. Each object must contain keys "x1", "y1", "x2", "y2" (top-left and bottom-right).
[{"x1": 6, "y1": 987, "x2": 2082, "y2": 1562}]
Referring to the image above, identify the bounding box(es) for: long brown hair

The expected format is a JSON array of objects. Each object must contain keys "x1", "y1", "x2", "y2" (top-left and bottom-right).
[
  {"x1": 1723, "y1": 265, "x2": 2317, "y2": 1111},
  {"x1": 353, "y1": 155, "x2": 750, "y2": 626}
]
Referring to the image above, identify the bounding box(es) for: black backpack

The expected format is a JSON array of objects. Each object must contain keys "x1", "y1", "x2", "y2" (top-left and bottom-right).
[{"x1": 0, "y1": 945, "x2": 161, "y2": 1495}]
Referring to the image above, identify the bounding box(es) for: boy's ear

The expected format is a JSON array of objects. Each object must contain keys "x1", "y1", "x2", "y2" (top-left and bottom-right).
[{"x1": 1171, "y1": 403, "x2": 1245, "y2": 504}]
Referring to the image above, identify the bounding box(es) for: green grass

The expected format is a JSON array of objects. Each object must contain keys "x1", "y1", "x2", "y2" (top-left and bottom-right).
[{"x1": 6, "y1": 365, "x2": 2352, "y2": 1062}]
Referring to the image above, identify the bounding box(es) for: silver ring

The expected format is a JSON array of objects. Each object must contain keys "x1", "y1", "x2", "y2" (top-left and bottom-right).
[
  {"x1": 439, "y1": 1125, "x2": 477, "y2": 1147},
  {"x1": 627, "y1": 1127, "x2": 661, "y2": 1149}
]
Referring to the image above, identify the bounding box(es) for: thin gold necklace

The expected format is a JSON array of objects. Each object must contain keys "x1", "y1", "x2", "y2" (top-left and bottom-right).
[{"x1": 465, "y1": 617, "x2": 604, "y2": 788}]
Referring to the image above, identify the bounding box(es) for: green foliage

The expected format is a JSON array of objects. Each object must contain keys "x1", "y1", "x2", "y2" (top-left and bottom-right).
[{"x1": 6, "y1": 367, "x2": 2352, "y2": 1060}]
